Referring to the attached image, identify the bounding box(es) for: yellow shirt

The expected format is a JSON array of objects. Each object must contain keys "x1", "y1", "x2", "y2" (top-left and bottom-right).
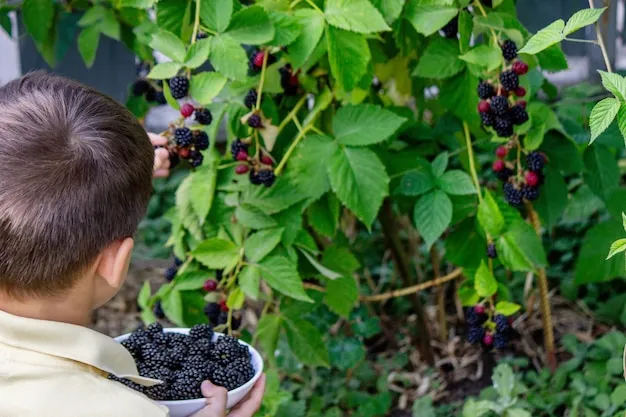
[{"x1": 0, "y1": 309, "x2": 169, "y2": 417}]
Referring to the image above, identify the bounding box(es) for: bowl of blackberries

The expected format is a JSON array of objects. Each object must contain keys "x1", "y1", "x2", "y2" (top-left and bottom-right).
[{"x1": 112, "y1": 323, "x2": 263, "y2": 417}]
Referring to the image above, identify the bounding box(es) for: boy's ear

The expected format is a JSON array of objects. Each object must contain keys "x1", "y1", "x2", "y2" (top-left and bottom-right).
[{"x1": 96, "y1": 237, "x2": 134, "y2": 289}]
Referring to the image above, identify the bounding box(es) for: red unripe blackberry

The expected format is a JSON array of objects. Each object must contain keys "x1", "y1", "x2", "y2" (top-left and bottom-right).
[
  {"x1": 514, "y1": 87, "x2": 526, "y2": 97},
  {"x1": 180, "y1": 103, "x2": 194, "y2": 118},
  {"x1": 253, "y1": 52, "x2": 265, "y2": 68},
  {"x1": 483, "y1": 333, "x2": 494, "y2": 346},
  {"x1": 512, "y1": 61, "x2": 529, "y2": 75},
  {"x1": 203, "y1": 280, "x2": 218, "y2": 292},
  {"x1": 219, "y1": 300, "x2": 229, "y2": 312},
  {"x1": 478, "y1": 101, "x2": 490, "y2": 113},
  {"x1": 517, "y1": 100, "x2": 527, "y2": 109},
  {"x1": 261, "y1": 155, "x2": 273, "y2": 165},
  {"x1": 492, "y1": 160, "x2": 505, "y2": 172},
  {"x1": 495, "y1": 146, "x2": 508, "y2": 159},
  {"x1": 474, "y1": 305, "x2": 485, "y2": 315},
  {"x1": 235, "y1": 164, "x2": 249, "y2": 174},
  {"x1": 236, "y1": 150, "x2": 248, "y2": 161}
]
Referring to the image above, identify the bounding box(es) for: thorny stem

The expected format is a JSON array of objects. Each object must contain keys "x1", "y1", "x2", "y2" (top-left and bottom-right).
[
  {"x1": 190, "y1": 0, "x2": 201, "y2": 44},
  {"x1": 589, "y1": 0, "x2": 613, "y2": 73}
]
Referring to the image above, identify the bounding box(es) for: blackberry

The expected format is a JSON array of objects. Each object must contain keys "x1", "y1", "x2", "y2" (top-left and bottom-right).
[
  {"x1": 487, "y1": 243, "x2": 497, "y2": 259},
  {"x1": 467, "y1": 326, "x2": 485, "y2": 345},
  {"x1": 224, "y1": 358, "x2": 255, "y2": 387},
  {"x1": 164, "y1": 265, "x2": 177, "y2": 282},
  {"x1": 441, "y1": 16, "x2": 458, "y2": 38},
  {"x1": 128, "y1": 328, "x2": 151, "y2": 347},
  {"x1": 499, "y1": 70, "x2": 520, "y2": 91},
  {"x1": 247, "y1": 114, "x2": 262, "y2": 128},
  {"x1": 132, "y1": 80, "x2": 151, "y2": 96},
  {"x1": 477, "y1": 81, "x2": 495, "y2": 99},
  {"x1": 109, "y1": 375, "x2": 146, "y2": 394},
  {"x1": 526, "y1": 152, "x2": 545, "y2": 172},
  {"x1": 249, "y1": 170, "x2": 262, "y2": 185},
  {"x1": 147, "y1": 322, "x2": 163, "y2": 336},
  {"x1": 152, "y1": 332, "x2": 168, "y2": 347},
  {"x1": 189, "y1": 338, "x2": 212, "y2": 357},
  {"x1": 195, "y1": 108, "x2": 212, "y2": 125},
  {"x1": 495, "y1": 168, "x2": 514, "y2": 182},
  {"x1": 465, "y1": 308, "x2": 486, "y2": 326},
  {"x1": 210, "y1": 368, "x2": 239, "y2": 391},
  {"x1": 171, "y1": 370, "x2": 204, "y2": 399},
  {"x1": 190, "y1": 153, "x2": 204, "y2": 168},
  {"x1": 480, "y1": 111, "x2": 495, "y2": 127},
  {"x1": 503, "y1": 182, "x2": 523, "y2": 206},
  {"x1": 257, "y1": 169, "x2": 275, "y2": 187},
  {"x1": 218, "y1": 311, "x2": 228, "y2": 326},
  {"x1": 140, "y1": 343, "x2": 160, "y2": 361},
  {"x1": 204, "y1": 302, "x2": 221, "y2": 324},
  {"x1": 494, "y1": 116, "x2": 513, "y2": 138},
  {"x1": 182, "y1": 354, "x2": 209, "y2": 372},
  {"x1": 522, "y1": 184, "x2": 540, "y2": 201},
  {"x1": 196, "y1": 32, "x2": 208, "y2": 40},
  {"x1": 155, "y1": 91, "x2": 167, "y2": 105},
  {"x1": 501, "y1": 40, "x2": 518, "y2": 61},
  {"x1": 174, "y1": 257, "x2": 183, "y2": 267},
  {"x1": 494, "y1": 315, "x2": 510, "y2": 333},
  {"x1": 490, "y1": 96, "x2": 509, "y2": 116},
  {"x1": 145, "y1": 381, "x2": 170, "y2": 401},
  {"x1": 169, "y1": 152, "x2": 180, "y2": 169},
  {"x1": 279, "y1": 65, "x2": 299, "y2": 95},
  {"x1": 190, "y1": 324, "x2": 214, "y2": 340},
  {"x1": 121, "y1": 339, "x2": 139, "y2": 358},
  {"x1": 193, "y1": 131, "x2": 209, "y2": 150},
  {"x1": 494, "y1": 331, "x2": 508, "y2": 349},
  {"x1": 244, "y1": 89, "x2": 258, "y2": 109},
  {"x1": 169, "y1": 76, "x2": 189, "y2": 99},
  {"x1": 146, "y1": 87, "x2": 157, "y2": 102},
  {"x1": 230, "y1": 139, "x2": 248, "y2": 159},
  {"x1": 212, "y1": 335, "x2": 249, "y2": 364},
  {"x1": 166, "y1": 345, "x2": 188, "y2": 367},
  {"x1": 175, "y1": 127, "x2": 193, "y2": 147},
  {"x1": 154, "y1": 301, "x2": 165, "y2": 319},
  {"x1": 232, "y1": 314, "x2": 242, "y2": 331},
  {"x1": 510, "y1": 104, "x2": 529, "y2": 125}
]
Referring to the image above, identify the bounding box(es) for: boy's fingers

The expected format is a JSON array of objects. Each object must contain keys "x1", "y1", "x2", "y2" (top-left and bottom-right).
[
  {"x1": 153, "y1": 169, "x2": 170, "y2": 178},
  {"x1": 148, "y1": 132, "x2": 168, "y2": 146},
  {"x1": 229, "y1": 374, "x2": 266, "y2": 417}
]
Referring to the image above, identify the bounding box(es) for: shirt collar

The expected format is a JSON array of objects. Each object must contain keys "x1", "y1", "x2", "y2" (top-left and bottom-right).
[{"x1": 0, "y1": 309, "x2": 159, "y2": 386}]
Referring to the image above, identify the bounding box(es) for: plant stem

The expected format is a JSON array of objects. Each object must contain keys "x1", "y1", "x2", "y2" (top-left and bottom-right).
[
  {"x1": 564, "y1": 37, "x2": 599, "y2": 45},
  {"x1": 275, "y1": 125, "x2": 311, "y2": 176},
  {"x1": 256, "y1": 50, "x2": 269, "y2": 110},
  {"x1": 463, "y1": 122, "x2": 482, "y2": 203},
  {"x1": 277, "y1": 95, "x2": 307, "y2": 134},
  {"x1": 304, "y1": 0, "x2": 323, "y2": 13},
  {"x1": 199, "y1": 25, "x2": 217, "y2": 35},
  {"x1": 473, "y1": 1, "x2": 499, "y2": 44},
  {"x1": 430, "y1": 246, "x2": 447, "y2": 341},
  {"x1": 589, "y1": 0, "x2": 613, "y2": 73},
  {"x1": 378, "y1": 199, "x2": 435, "y2": 365},
  {"x1": 190, "y1": 0, "x2": 201, "y2": 44}
]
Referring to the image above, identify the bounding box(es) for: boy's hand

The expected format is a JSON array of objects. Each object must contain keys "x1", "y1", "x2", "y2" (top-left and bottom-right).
[
  {"x1": 149, "y1": 132, "x2": 170, "y2": 178},
  {"x1": 192, "y1": 374, "x2": 266, "y2": 417}
]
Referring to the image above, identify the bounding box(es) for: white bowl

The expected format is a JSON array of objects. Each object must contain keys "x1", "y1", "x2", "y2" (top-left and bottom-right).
[{"x1": 115, "y1": 327, "x2": 264, "y2": 417}]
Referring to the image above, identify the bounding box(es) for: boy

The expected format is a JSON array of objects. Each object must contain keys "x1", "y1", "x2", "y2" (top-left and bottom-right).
[{"x1": 0, "y1": 72, "x2": 265, "y2": 416}]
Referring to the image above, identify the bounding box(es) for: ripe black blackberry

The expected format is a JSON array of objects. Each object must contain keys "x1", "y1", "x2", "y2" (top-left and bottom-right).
[
  {"x1": 494, "y1": 331, "x2": 508, "y2": 349},
  {"x1": 132, "y1": 80, "x2": 151, "y2": 96},
  {"x1": 190, "y1": 324, "x2": 214, "y2": 340},
  {"x1": 495, "y1": 167, "x2": 514, "y2": 182},
  {"x1": 147, "y1": 322, "x2": 163, "y2": 336},
  {"x1": 467, "y1": 326, "x2": 485, "y2": 345},
  {"x1": 189, "y1": 338, "x2": 212, "y2": 357},
  {"x1": 169, "y1": 76, "x2": 189, "y2": 99},
  {"x1": 152, "y1": 332, "x2": 168, "y2": 347},
  {"x1": 490, "y1": 96, "x2": 509, "y2": 116},
  {"x1": 218, "y1": 311, "x2": 228, "y2": 326},
  {"x1": 212, "y1": 335, "x2": 249, "y2": 364},
  {"x1": 522, "y1": 184, "x2": 540, "y2": 201},
  {"x1": 154, "y1": 301, "x2": 165, "y2": 319},
  {"x1": 193, "y1": 131, "x2": 209, "y2": 150},
  {"x1": 190, "y1": 152, "x2": 204, "y2": 168},
  {"x1": 230, "y1": 139, "x2": 248, "y2": 160},
  {"x1": 494, "y1": 315, "x2": 510, "y2": 333},
  {"x1": 169, "y1": 152, "x2": 180, "y2": 169},
  {"x1": 166, "y1": 332, "x2": 191, "y2": 348},
  {"x1": 155, "y1": 91, "x2": 167, "y2": 105},
  {"x1": 140, "y1": 343, "x2": 160, "y2": 361},
  {"x1": 465, "y1": 307, "x2": 486, "y2": 326},
  {"x1": 175, "y1": 127, "x2": 193, "y2": 147},
  {"x1": 171, "y1": 370, "x2": 203, "y2": 400},
  {"x1": 249, "y1": 170, "x2": 262, "y2": 185},
  {"x1": 166, "y1": 345, "x2": 188, "y2": 367},
  {"x1": 244, "y1": 89, "x2": 258, "y2": 109},
  {"x1": 526, "y1": 152, "x2": 545, "y2": 172},
  {"x1": 121, "y1": 339, "x2": 139, "y2": 358},
  {"x1": 210, "y1": 368, "x2": 239, "y2": 391},
  {"x1": 487, "y1": 243, "x2": 497, "y2": 259},
  {"x1": 196, "y1": 32, "x2": 208, "y2": 39},
  {"x1": 257, "y1": 169, "x2": 275, "y2": 187},
  {"x1": 441, "y1": 16, "x2": 458, "y2": 38},
  {"x1": 499, "y1": 70, "x2": 520, "y2": 91},
  {"x1": 247, "y1": 114, "x2": 262, "y2": 128},
  {"x1": 204, "y1": 302, "x2": 221, "y2": 324},
  {"x1": 510, "y1": 104, "x2": 529, "y2": 125},
  {"x1": 195, "y1": 108, "x2": 212, "y2": 125},
  {"x1": 503, "y1": 182, "x2": 523, "y2": 206},
  {"x1": 480, "y1": 111, "x2": 495, "y2": 127},
  {"x1": 145, "y1": 381, "x2": 170, "y2": 401},
  {"x1": 501, "y1": 40, "x2": 518, "y2": 61},
  {"x1": 164, "y1": 265, "x2": 177, "y2": 282},
  {"x1": 494, "y1": 116, "x2": 513, "y2": 138},
  {"x1": 128, "y1": 328, "x2": 151, "y2": 347},
  {"x1": 146, "y1": 87, "x2": 157, "y2": 102},
  {"x1": 477, "y1": 81, "x2": 495, "y2": 99},
  {"x1": 135, "y1": 61, "x2": 151, "y2": 78}
]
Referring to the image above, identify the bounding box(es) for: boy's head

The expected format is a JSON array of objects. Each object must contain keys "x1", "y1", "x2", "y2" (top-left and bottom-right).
[{"x1": 0, "y1": 72, "x2": 153, "y2": 305}]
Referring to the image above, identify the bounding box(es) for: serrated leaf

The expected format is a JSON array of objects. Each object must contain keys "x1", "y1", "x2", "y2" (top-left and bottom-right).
[
  {"x1": 431, "y1": 152, "x2": 448, "y2": 177},
  {"x1": 190, "y1": 153, "x2": 217, "y2": 223},
  {"x1": 437, "y1": 170, "x2": 476, "y2": 195},
  {"x1": 78, "y1": 27, "x2": 100, "y2": 68},
  {"x1": 563, "y1": 7, "x2": 606, "y2": 36},
  {"x1": 289, "y1": 134, "x2": 335, "y2": 200},
  {"x1": 239, "y1": 265, "x2": 261, "y2": 299},
  {"x1": 524, "y1": 122, "x2": 545, "y2": 151},
  {"x1": 300, "y1": 249, "x2": 343, "y2": 280},
  {"x1": 617, "y1": 104, "x2": 626, "y2": 146},
  {"x1": 474, "y1": 261, "x2": 497, "y2": 297},
  {"x1": 209, "y1": 34, "x2": 248, "y2": 80},
  {"x1": 192, "y1": 238, "x2": 239, "y2": 269},
  {"x1": 226, "y1": 287, "x2": 245, "y2": 310},
  {"x1": 283, "y1": 317, "x2": 330, "y2": 367},
  {"x1": 599, "y1": 70, "x2": 626, "y2": 102},
  {"x1": 289, "y1": 9, "x2": 325, "y2": 69},
  {"x1": 324, "y1": 0, "x2": 390, "y2": 33},
  {"x1": 413, "y1": 38, "x2": 465, "y2": 79},
  {"x1": 590, "y1": 97, "x2": 620, "y2": 143},
  {"x1": 333, "y1": 104, "x2": 406, "y2": 146},
  {"x1": 226, "y1": 5, "x2": 274, "y2": 45},
  {"x1": 256, "y1": 313, "x2": 282, "y2": 356},
  {"x1": 200, "y1": 0, "x2": 232, "y2": 33},
  {"x1": 324, "y1": 277, "x2": 358, "y2": 318},
  {"x1": 611, "y1": 384, "x2": 626, "y2": 406},
  {"x1": 78, "y1": 5, "x2": 106, "y2": 27},
  {"x1": 518, "y1": 19, "x2": 565, "y2": 55},
  {"x1": 495, "y1": 301, "x2": 521, "y2": 316},
  {"x1": 404, "y1": 3, "x2": 458, "y2": 36},
  {"x1": 412, "y1": 396, "x2": 436, "y2": 417},
  {"x1": 156, "y1": 0, "x2": 189, "y2": 39},
  {"x1": 138, "y1": 281, "x2": 151, "y2": 309},
  {"x1": 493, "y1": 364, "x2": 515, "y2": 399},
  {"x1": 607, "y1": 238, "x2": 626, "y2": 260},
  {"x1": 439, "y1": 70, "x2": 479, "y2": 126},
  {"x1": 326, "y1": 25, "x2": 370, "y2": 92},
  {"x1": 184, "y1": 39, "x2": 211, "y2": 68},
  {"x1": 327, "y1": 146, "x2": 389, "y2": 228},
  {"x1": 190, "y1": 72, "x2": 227, "y2": 104},
  {"x1": 99, "y1": 10, "x2": 120, "y2": 40},
  {"x1": 150, "y1": 29, "x2": 186, "y2": 62},
  {"x1": 497, "y1": 220, "x2": 547, "y2": 272},
  {"x1": 147, "y1": 61, "x2": 182, "y2": 79},
  {"x1": 584, "y1": 144, "x2": 619, "y2": 202},
  {"x1": 576, "y1": 220, "x2": 626, "y2": 284},
  {"x1": 267, "y1": 11, "x2": 301, "y2": 46},
  {"x1": 173, "y1": 270, "x2": 208, "y2": 291},
  {"x1": 533, "y1": 166, "x2": 568, "y2": 229},
  {"x1": 307, "y1": 193, "x2": 340, "y2": 237},
  {"x1": 459, "y1": 44, "x2": 502, "y2": 72},
  {"x1": 22, "y1": 0, "x2": 54, "y2": 44},
  {"x1": 413, "y1": 190, "x2": 452, "y2": 250},
  {"x1": 458, "y1": 10, "x2": 473, "y2": 53},
  {"x1": 370, "y1": 0, "x2": 403, "y2": 25},
  {"x1": 244, "y1": 228, "x2": 284, "y2": 262},
  {"x1": 395, "y1": 171, "x2": 434, "y2": 196},
  {"x1": 258, "y1": 256, "x2": 312, "y2": 302},
  {"x1": 236, "y1": 204, "x2": 278, "y2": 229}
]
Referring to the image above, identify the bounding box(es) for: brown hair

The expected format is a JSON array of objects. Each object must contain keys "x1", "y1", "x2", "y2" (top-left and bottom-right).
[{"x1": 0, "y1": 71, "x2": 153, "y2": 297}]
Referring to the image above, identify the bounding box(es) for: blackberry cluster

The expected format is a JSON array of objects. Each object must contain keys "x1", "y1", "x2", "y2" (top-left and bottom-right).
[
  {"x1": 110, "y1": 324, "x2": 255, "y2": 400},
  {"x1": 466, "y1": 307, "x2": 512, "y2": 349},
  {"x1": 518, "y1": 152, "x2": 546, "y2": 203},
  {"x1": 279, "y1": 64, "x2": 299, "y2": 96},
  {"x1": 441, "y1": 16, "x2": 458, "y2": 38},
  {"x1": 175, "y1": 128, "x2": 193, "y2": 147},
  {"x1": 244, "y1": 89, "x2": 258, "y2": 109},
  {"x1": 168, "y1": 127, "x2": 210, "y2": 168},
  {"x1": 230, "y1": 139, "x2": 249, "y2": 160},
  {"x1": 131, "y1": 63, "x2": 167, "y2": 105},
  {"x1": 169, "y1": 76, "x2": 189, "y2": 100},
  {"x1": 493, "y1": 315, "x2": 511, "y2": 349},
  {"x1": 466, "y1": 306, "x2": 488, "y2": 346}
]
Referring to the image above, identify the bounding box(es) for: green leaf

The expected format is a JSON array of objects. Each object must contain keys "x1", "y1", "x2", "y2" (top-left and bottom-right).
[
  {"x1": 324, "y1": 276, "x2": 358, "y2": 318},
  {"x1": 239, "y1": 265, "x2": 261, "y2": 299},
  {"x1": 622, "y1": 212, "x2": 626, "y2": 231},
  {"x1": 78, "y1": 6, "x2": 106, "y2": 27},
  {"x1": 267, "y1": 11, "x2": 301, "y2": 46},
  {"x1": 200, "y1": 0, "x2": 232, "y2": 33},
  {"x1": 138, "y1": 281, "x2": 151, "y2": 309},
  {"x1": 235, "y1": 204, "x2": 278, "y2": 229},
  {"x1": 437, "y1": 170, "x2": 476, "y2": 195},
  {"x1": 209, "y1": 34, "x2": 248, "y2": 80},
  {"x1": 258, "y1": 256, "x2": 312, "y2": 302},
  {"x1": 459, "y1": 44, "x2": 502, "y2": 72},
  {"x1": 244, "y1": 228, "x2": 284, "y2": 262},
  {"x1": 607, "y1": 239, "x2": 626, "y2": 260},
  {"x1": 118, "y1": 0, "x2": 155, "y2": 7},
  {"x1": 149, "y1": 29, "x2": 187, "y2": 62},
  {"x1": 326, "y1": 25, "x2": 370, "y2": 92},
  {"x1": 497, "y1": 220, "x2": 547, "y2": 272},
  {"x1": 333, "y1": 104, "x2": 406, "y2": 146},
  {"x1": 322, "y1": 245, "x2": 360, "y2": 276},
  {"x1": 190, "y1": 72, "x2": 227, "y2": 104},
  {"x1": 156, "y1": 0, "x2": 189, "y2": 39},
  {"x1": 414, "y1": 38, "x2": 465, "y2": 79},
  {"x1": 584, "y1": 144, "x2": 619, "y2": 203},
  {"x1": 289, "y1": 9, "x2": 325, "y2": 69},
  {"x1": 413, "y1": 190, "x2": 452, "y2": 249},
  {"x1": 173, "y1": 270, "x2": 208, "y2": 291},
  {"x1": 563, "y1": 7, "x2": 606, "y2": 36},
  {"x1": 283, "y1": 317, "x2": 330, "y2": 367},
  {"x1": 533, "y1": 166, "x2": 568, "y2": 229},
  {"x1": 576, "y1": 221, "x2": 626, "y2": 284},
  {"x1": 98, "y1": 10, "x2": 120, "y2": 40},
  {"x1": 328, "y1": 146, "x2": 389, "y2": 228},
  {"x1": 611, "y1": 384, "x2": 626, "y2": 407},
  {"x1": 493, "y1": 364, "x2": 515, "y2": 399},
  {"x1": 192, "y1": 238, "x2": 239, "y2": 269},
  {"x1": 226, "y1": 287, "x2": 245, "y2": 310},
  {"x1": 462, "y1": 399, "x2": 493, "y2": 417},
  {"x1": 404, "y1": 2, "x2": 457, "y2": 36},
  {"x1": 147, "y1": 61, "x2": 183, "y2": 79},
  {"x1": 439, "y1": 70, "x2": 479, "y2": 127},
  {"x1": 458, "y1": 10, "x2": 473, "y2": 54},
  {"x1": 307, "y1": 193, "x2": 340, "y2": 237},
  {"x1": 290, "y1": 135, "x2": 335, "y2": 200},
  {"x1": 599, "y1": 70, "x2": 626, "y2": 102},
  {"x1": 495, "y1": 301, "x2": 521, "y2": 316},
  {"x1": 300, "y1": 250, "x2": 343, "y2": 280},
  {"x1": 256, "y1": 313, "x2": 282, "y2": 357},
  {"x1": 518, "y1": 19, "x2": 565, "y2": 55},
  {"x1": 77, "y1": 27, "x2": 100, "y2": 68},
  {"x1": 395, "y1": 171, "x2": 434, "y2": 196},
  {"x1": 474, "y1": 260, "x2": 497, "y2": 297},
  {"x1": 370, "y1": 0, "x2": 404, "y2": 25},
  {"x1": 431, "y1": 152, "x2": 448, "y2": 177},
  {"x1": 617, "y1": 104, "x2": 626, "y2": 145},
  {"x1": 328, "y1": 338, "x2": 365, "y2": 372},
  {"x1": 190, "y1": 153, "x2": 218, "y2": 223},
  {"x1": 445, "y1": 218, "x2": 487, "y2": 270},
  {"x1": 226, "y1": 6, "x2": 274, "y2": 45},
  {"x1": 162, "y1": 289, "x2": 184, "y2": 326},
  {"x1": 22, "y1": 0, "x2": 54, "y2": 44},
  {"x1": 324, "y1": 0, "x2": 390, "y2": 33},
  {"x1": 590, "y1": 97, "x2": 620, "y2": 143},
  {"x1": 184, "y1": 38, "x2": 211, "y2": 68},
  {"x1": 524, "y1": 122, "x2": 545, "y2": 151}
]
